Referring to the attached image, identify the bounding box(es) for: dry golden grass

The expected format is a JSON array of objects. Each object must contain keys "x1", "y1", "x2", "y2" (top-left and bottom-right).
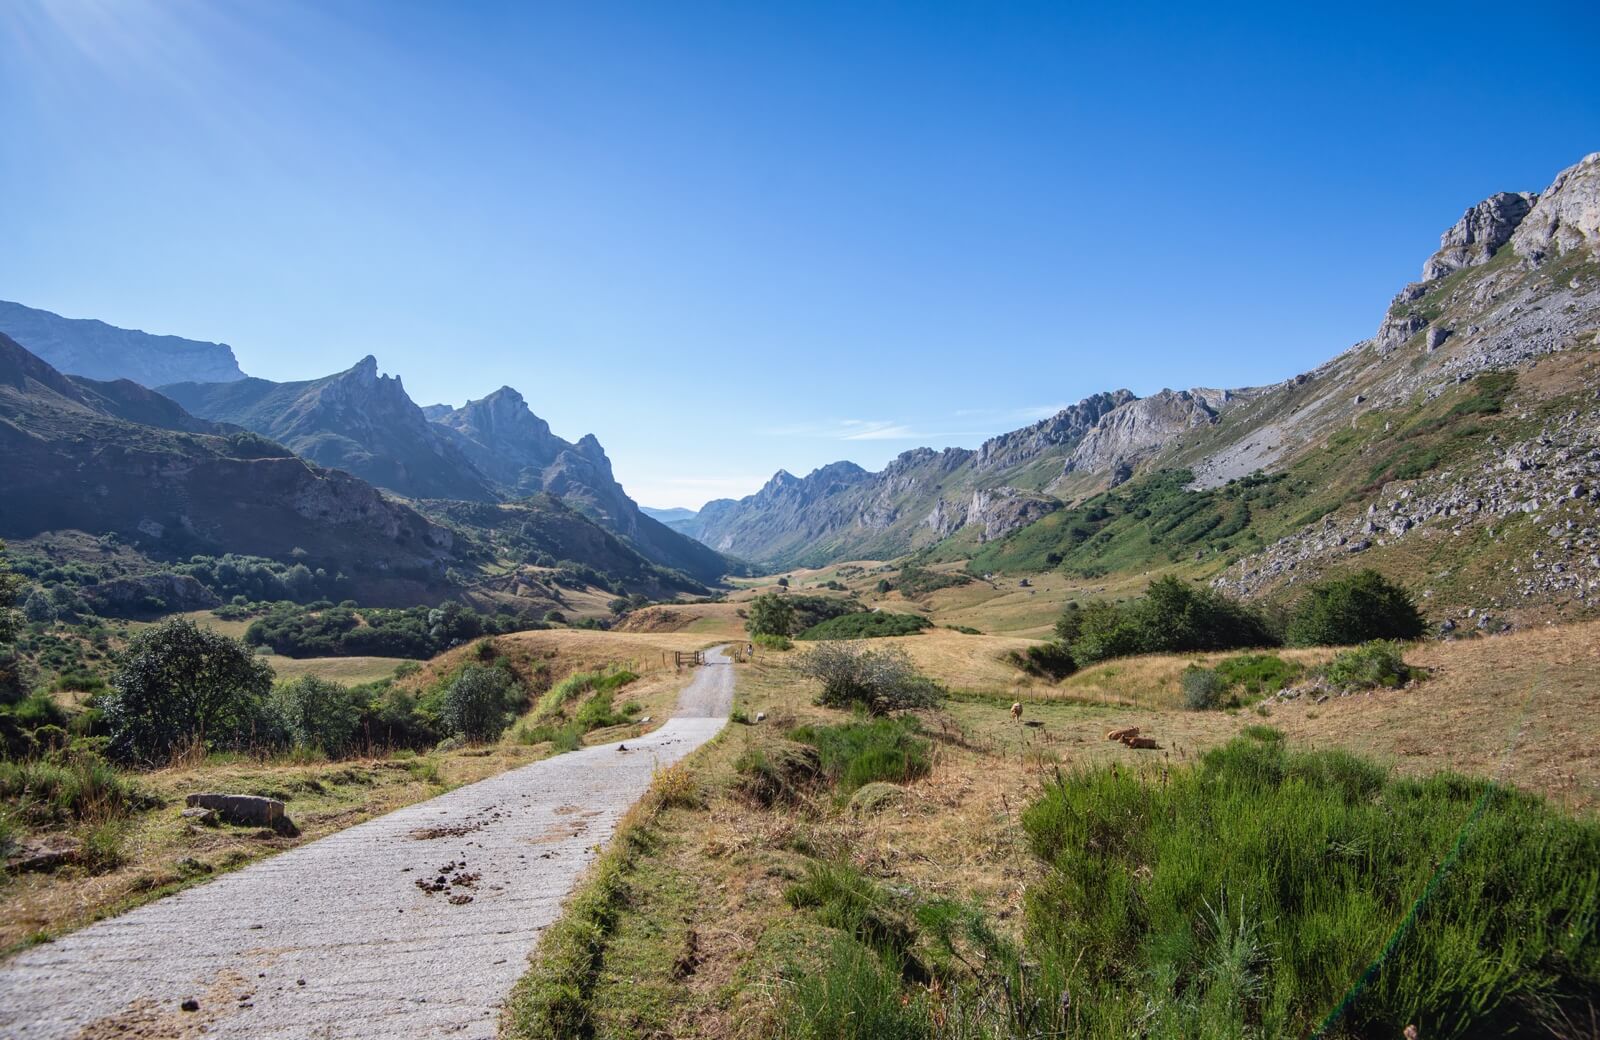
[
  {"x1": 499, "y1": 616, "x2": 1600, "y2": 1037},
  {"x1": 1047, "y1": 646, "x2": 1335, "y2": 709},
  {"x1": 853, "y1": 629, "x2": 1041, "y2": 690},
  {"x1": 918, "y1": 568, "x2": 1150, "y2": 636},
  {"x1": 613, "y1": 602, "x2": 748, "y2": 639},
  {"x1": 1275, "y1": 622, "x2": 1600, "y2": 815},
  {"x1": 263, "y1": 654, "x2": 410, "y2": 685}
]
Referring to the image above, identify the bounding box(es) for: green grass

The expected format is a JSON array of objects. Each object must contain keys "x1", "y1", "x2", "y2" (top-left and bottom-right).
[
  {"x1": 788, "y1": 717, "x2": 931, "y2": 796},
  {"x1": 531, "y1": 668, "x2": 638, "y2": 720},
  {"x1": 0, "y1": 755, "x2": 152, "y2": 826},
  {"x1": 1212, "y1": 652, "x2": 1303, "y2": 696},
  {"x1": 798, "y1": 612, "x2": 933, "y2": 640},
  {"x1": 1017, "y1": 736, "x2": 1600, "y2": 1039}
]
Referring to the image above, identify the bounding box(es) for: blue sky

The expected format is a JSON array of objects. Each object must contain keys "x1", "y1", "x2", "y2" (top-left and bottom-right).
[{"x1": 2, "y1": 1, "x2": 1597, "y2": 508}]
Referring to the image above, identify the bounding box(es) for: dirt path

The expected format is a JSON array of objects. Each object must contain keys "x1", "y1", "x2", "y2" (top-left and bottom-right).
[{"x1": 0, "y1": 646, "x2": 736, "y2": 1040}]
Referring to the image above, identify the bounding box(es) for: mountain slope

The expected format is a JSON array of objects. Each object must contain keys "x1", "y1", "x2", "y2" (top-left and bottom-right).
[
  {"x1": 0, "y1": 332, "x2": 455, "y2": 601},
  {"x1": 162, "y1": 357, "x2": 499, "y2": 502},
  {"x1": 428, "y1": 387, "x2": 732, "y2": 584},
  {"x1": 967, "y1": 151, "x2": 1600, "y2": 623},
  {"x1": 0, "y1": 300, "x2": 246, "y2": 386},
  {"x1": 687, "y1": 388, "x2": 1213, "y2": 567}
]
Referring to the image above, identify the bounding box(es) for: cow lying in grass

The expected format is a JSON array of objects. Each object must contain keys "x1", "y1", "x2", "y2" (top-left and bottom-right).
[{"x1": 1107, "y1": 726, "x2": 1159, "y2": 750}]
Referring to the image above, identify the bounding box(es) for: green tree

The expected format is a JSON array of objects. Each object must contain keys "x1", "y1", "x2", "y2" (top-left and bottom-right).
[
  {"x1": 272, "y1": 676, "x2": 362, "y2": 756},
  {"x1": 104, "y1": 618, "x2": 275, "y2": 763},
  {"x1": 746, "y1": 593, "x2": 796, "y2": 637},
  {"x1": 777, "y1": 576, "x2": 790, "y2": 588},
  {"x1": 441, "y1": 664, "x2": 523, "y2": 743},
  {"x1": 1069, "y1": 577, "x2": 1276, "y2": 666},
  {"x1": 1286, "y1": 570, "x2": 1425, "y2": 646}
]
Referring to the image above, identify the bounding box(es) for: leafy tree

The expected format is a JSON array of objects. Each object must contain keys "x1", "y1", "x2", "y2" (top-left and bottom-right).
[
  {"x1": 797, "y1": 643, "x2": 943, "y2": 715},
  {"x1": 1286, "y1": 570, "x2": 1425, "y2": 647},
  {"x1": 777, "y1": 577, "x2": 790, "y2": 588},
  {"x1": 441, "y1": 664, "x2": 523, "y2": 743},
  {"x1": 104, "y1": 618, "x2": 275, "y2": 763},
  {"x1": 1069, "y1": 577, "x2": 1276, "y2": 666},
  {"x1": 746, "y1": 593, "x2": 796, "y2": 637},
  {"x1": 272, "y1": 676, "x2": 363, "y2": 756}
]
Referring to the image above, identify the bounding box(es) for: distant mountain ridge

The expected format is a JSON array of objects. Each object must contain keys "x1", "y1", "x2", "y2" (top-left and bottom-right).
[
  {"x1": 685, "y1": 151, "x2": 1600, "y2": 580},
  {"x1": 163, "y1": 363, "x2": 729, "y2": 584},
  {"x1": 0, "y1": 300, "x2": 246, "y2": 386}
]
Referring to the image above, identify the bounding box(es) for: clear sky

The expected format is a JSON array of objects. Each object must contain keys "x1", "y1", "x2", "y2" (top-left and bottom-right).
[{"x1": 2, "y1": 1, "x2": 1597, "y2": 508}]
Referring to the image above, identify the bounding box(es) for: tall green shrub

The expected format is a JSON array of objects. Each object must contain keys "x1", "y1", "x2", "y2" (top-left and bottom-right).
[{"x1": 1287, "y1": 569, "x2": 1425, "y2": 646}]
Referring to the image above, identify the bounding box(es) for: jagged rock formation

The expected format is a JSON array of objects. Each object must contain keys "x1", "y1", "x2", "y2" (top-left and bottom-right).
[
  {"x1": 687, "y1": 384, "x2": 1237, "y2": 566},
  {"x1": 162, "y1": 357, "x2": 498, "y2": 502},
  {"x1": 974, "y1": 391, "x2": 1134, "y2": 470},
  {"x1": 1510, "y1": 152, "x2": 1600, "y2": 261},
  {"x1": 428, "y1": 390, "x2": 729, "y2": 583},
  {"x1": 1063, "y1": 389, "x2": 1240, "y2": 484},
  {"x1": 0, "y1": 300, "x2": 246, "y2": 386},
  {"x1": 0, "y1": 333, "x2": 455, "y2": 601},
  {"x1": 1422, "y1": 192, "x2": 1538, "y2": 281}
]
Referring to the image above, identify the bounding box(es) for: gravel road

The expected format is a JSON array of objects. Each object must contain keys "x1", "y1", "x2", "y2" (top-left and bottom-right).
[{"x1": 0, "y1": 646, "x2": 735, "y2": 1040}]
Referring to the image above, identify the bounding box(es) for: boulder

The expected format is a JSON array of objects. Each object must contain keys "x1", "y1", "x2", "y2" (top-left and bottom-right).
[{"x1": 186, "y1": 793, "x2": 295, "y2": 834}]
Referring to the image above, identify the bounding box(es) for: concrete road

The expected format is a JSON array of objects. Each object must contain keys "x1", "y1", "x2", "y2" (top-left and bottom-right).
[{"x1": 0, "y1": 646, "x2": 735, "y2": 1039}]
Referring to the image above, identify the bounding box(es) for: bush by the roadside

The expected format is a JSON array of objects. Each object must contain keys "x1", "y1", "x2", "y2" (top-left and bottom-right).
[
  {"x1": 1321, "y1": 640, "x2": 1418, "y2": 690},
  {"x1": 733, "y1": 742, "x2": 820, "y2": 808},
  {"x1": 798, "y1": 612, "x2": 932, "y2": 641},
  {"x1": 1286, "y1": 569, "x2": 1426, "y2": 647},
  {"x1": 271, "y1": 676, "x2": 363, "y2": 757},
  {"x1": 789, "y1": 717, "x2": 930, "y2": 795},
  {"x1": 797, "y1": 643, "x2": 943, "y2": 715},
  {"x1": 440, "y1": 664, "x2": 526, "y2": 743},
  {"x1": 1020, "y1": 736, "x2": 1600, "y2": 1038},
  {"x1": 104, "y1": 618, "x2": 275, "y2": 763},
  {"x1": 753, "y1": 633, "x2": 793, "y2": 651},
  {"x1": 0, "y1": 750, "x2": 152, "y2": 826}
]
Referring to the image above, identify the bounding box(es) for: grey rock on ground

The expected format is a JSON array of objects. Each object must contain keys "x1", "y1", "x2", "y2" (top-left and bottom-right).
[{"x1": 0, "y1": 646, "x2": 735, "y2": 1040}]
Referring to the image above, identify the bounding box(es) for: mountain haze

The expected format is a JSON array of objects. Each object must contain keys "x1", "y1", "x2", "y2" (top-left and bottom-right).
[{"x1": 0, "y1": 300, "x2": 246, "y2": 387}]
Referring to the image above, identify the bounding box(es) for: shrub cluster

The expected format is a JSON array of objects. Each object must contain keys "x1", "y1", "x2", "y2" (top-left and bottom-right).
[
  {"x1": 1061, "y1": 577, "x2": 1275, "y2": 666},
  {"x1": 1321, "y1": 640, "x2": 1418, "y2": 690},
  {"x1": 789, "y1": 717, "x2": 931, "y2": 795},
  {"x1": 796, "y1": 643, "x2": 943, "y2": 715},
  {"x1": 245, "y1": 601, "x2": 531, "y2": 659},
  {"x1": 798, "y1": 612, "x2": 932, "y2": 641},
  {"x1": 1287, "y1": 569, "x2": 1425, "y2": 646}
]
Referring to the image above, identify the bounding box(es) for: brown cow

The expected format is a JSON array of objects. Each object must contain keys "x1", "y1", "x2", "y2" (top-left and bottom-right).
[
  {"x1": 1125, "y1": 737, "x2": 1160, "y2": 750},
  {"x1": 1106, "y1": 726, "x2": 1140, "y2": 742}
]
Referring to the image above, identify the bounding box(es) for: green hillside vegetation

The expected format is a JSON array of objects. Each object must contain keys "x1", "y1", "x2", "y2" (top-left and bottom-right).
[
  {"x1": 962, "y1": 370, "x2": 1539, "y2": 583},
  {"x1": 798, "y1": 612, "x2": 933, "y2": 641}
]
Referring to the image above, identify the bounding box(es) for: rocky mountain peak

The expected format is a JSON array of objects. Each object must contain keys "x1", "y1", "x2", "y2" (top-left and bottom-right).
[
  {"x1": 1511, "y1": 151, "x2": 1600, "y2": 262},
  {"x1": 1422, "y1": 191, "x2": 1537, "y2": 281},
  {"x1": 976, "y1": 389, "x2": 1137, "y2": 471}
]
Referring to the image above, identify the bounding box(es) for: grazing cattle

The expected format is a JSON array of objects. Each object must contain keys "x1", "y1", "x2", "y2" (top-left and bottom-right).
[{"x1": 1010, "y1": 702, "x2": 1023, "y2": 722}]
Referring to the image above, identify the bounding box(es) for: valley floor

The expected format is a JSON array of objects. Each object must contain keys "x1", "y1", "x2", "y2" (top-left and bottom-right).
[{"x1": 496, "y1": 619, "x2": 1599, "y2": 1038}]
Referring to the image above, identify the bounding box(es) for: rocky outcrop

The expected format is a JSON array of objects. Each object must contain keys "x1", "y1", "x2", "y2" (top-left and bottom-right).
[
  {"x1": 1422, "y1": 192, "x2": 1537, "y2": 280},
  {"x1": 83, "y1": 573, "x2": 221, "y2": 617},
  {"x1": 968, "y1": 487, "x2": 1061, "y2": 542},
  {"x1": 975, "y1": 391, "x2": 1135, "y2": 471},
  {"x1": 1063, "y1": 389, "x2": 1232, "y2": 479},
  {"x1": 1214, "y1": 405, "x2": 1600, "y2": 610},
  {"x1": 0, "y1": 300, "x2": 246, "y2": 387},
  {"x1": 1511, "y1": 152, "x2": 1600, "y2": 262}
]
